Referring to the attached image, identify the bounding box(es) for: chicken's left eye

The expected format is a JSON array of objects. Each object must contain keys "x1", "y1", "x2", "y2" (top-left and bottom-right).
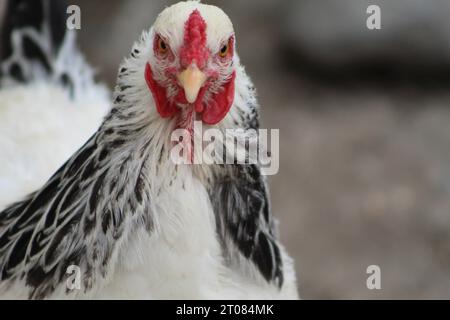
[{"x1": 219, "y1": 44, "x2": 229, "y2": 57}]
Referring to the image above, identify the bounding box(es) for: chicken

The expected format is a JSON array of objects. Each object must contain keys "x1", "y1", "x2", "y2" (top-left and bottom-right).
[
  {"x1": 0, "y1": 1, "x2": 299, "y2": 299},
  {"x1": 0, "y1": 0, "x2": 110, "y2": 209}
]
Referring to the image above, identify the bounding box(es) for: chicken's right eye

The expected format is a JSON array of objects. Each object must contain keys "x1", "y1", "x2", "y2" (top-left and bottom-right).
[{"x1": 157, "y1": 37, "x2": 168, "y2": 54}]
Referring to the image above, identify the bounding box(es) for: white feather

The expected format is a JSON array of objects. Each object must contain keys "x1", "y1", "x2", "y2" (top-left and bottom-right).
[{"x1": 0, "y1": 82, "x2": 109, "y2": 210}]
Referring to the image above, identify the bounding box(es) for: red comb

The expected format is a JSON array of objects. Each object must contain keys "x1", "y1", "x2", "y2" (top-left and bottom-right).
[{"x1": 179, "y1": 10, "x2": 209, "y2": 69}]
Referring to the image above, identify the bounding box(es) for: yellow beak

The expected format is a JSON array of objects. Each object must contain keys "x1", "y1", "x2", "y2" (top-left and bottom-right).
[{"x1": 177, "y1": 64, "x2": 207, "y2": 104}]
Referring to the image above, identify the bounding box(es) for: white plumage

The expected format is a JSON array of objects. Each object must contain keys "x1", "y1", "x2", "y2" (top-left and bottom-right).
[{"x1": 0, "y1": 84, "x2": 109, "y2": 210}]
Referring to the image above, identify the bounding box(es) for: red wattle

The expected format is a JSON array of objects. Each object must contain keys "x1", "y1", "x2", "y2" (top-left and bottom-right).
[
  {"x1": 194, "y1": 86, "x2": 208, "y2": 113},
  {"x1": 202, "y1": 71, "x2": 236, "y2": 125},
  {"x1": 145, "y1": 63, "x2": 177, "y2": 118}
]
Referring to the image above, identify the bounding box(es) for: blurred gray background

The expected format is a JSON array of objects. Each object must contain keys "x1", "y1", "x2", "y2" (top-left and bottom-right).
[{"x1": 6, "y1": 0, "x2": 450, "y2": 298}]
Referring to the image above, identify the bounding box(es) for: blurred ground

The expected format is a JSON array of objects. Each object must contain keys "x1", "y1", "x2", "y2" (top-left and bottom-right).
[{"x1": 70, "y1": 0, "x2": 450, "y2": 298}]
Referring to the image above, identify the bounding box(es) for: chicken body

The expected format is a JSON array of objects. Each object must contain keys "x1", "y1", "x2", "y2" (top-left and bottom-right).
[{"x1": 0, "y1": 1, "x2": 298, "y2": 299}]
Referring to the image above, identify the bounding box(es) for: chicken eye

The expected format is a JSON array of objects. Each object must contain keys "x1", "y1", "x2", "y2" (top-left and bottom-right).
[
  {"x1": 219, "y1": 44, "x2": 229, "y2": 57},
  {"x1": 158, "y1": 38, "x2": 168, "y2": 54}
]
